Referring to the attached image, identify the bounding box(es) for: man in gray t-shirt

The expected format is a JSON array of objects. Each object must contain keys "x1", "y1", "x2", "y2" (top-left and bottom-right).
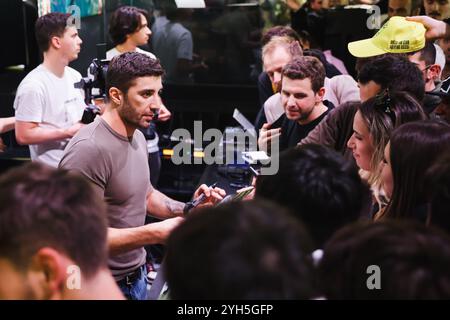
[{"x1": 60, "y1": 52, "x2": 225, "y2": 300}]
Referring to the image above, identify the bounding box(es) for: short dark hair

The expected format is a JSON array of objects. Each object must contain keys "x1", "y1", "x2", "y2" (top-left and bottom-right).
[
  {"x1": 408, "y1": 41, "x2": 436, "y2": 66},
  {"x1": 427, "y1": 150, "x2": 450, "y2": 233},
  {"x1": 282, "y1": 56, "x2": 325, "y2": 93},
  {"x1": 383, "y1": 120, "x2": 450, "y2": 221},
  {"x1": 0, "y1": 163, "x2": 108, "y2": 278},
  {"x1": 255, "y1": 144, "x2": 371, "y2": 248},
  {"x1": 35, "y1": 12, "x2": 72, "y2": 52},
  {"x1": 106, "y1": 52, "x2": 164, "y2": 96},
  {"x1": 358, "y1": 55, "x2": 425, "y2": 102},
  {"x1": 261, "y1": 26, "x2": 300, "y2": 46},
  {"x1": 109, "y1": 6, "x2": 148, "y2": 46},
  {"x1": 319, "y1": 220, "x2": 450, "y2": 299},
  {"x1": 164, "y1": 200, "x2": 318, "y2": 299}
]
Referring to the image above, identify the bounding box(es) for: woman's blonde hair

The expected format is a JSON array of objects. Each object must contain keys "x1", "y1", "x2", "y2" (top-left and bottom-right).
[{"x1": 358, "y1": 90, "x2": 427, "y2": 187}]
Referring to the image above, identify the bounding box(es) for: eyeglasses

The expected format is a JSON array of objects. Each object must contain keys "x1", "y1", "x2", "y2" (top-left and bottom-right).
[{"x1": 420, "y1": 64, "x2": 433, "y2": 73}]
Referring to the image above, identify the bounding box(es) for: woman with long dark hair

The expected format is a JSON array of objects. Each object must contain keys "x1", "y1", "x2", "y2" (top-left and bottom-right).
[{"x1": 379, "y1": 120, "x2": 450, "y2": 222}]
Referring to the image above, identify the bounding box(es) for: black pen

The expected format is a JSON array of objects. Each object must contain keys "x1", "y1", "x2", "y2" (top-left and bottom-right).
[
  {"x1": 184, "y1": 182, "x2": 218, "y2": 214},
  {"x1": 191, "y1": 182, "x2": 218, "y2": 207}
]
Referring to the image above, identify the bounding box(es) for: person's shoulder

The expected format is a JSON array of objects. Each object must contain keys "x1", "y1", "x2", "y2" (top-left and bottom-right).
[
  {"x1": 329, "y1": 74, "x2": 357, "y2": 87},
  {"x1": 16, "y1": 65, "x2": 48, "y2": 93},
  {"x1": 134, "y1": 128, "x2": 147, "y2": 144},
  {"x1": 19, "y1": 65, "x2": 46, "y2": 84},
  {"x1": 65, "y1": 66, "x2": 82, "y2": 80},
  {"x1": 173, "y1": 22, "x2": 191, "y2": 35},
  {"x1": 67, "y1": 122, "x2": 103, "y2": 152},
  {"x1": 136, "y1": 47, "x2": 157, "y2": 59},
  {"x1": 328, "y1": 100, "x2": 360, "y2": 120},
  {"x1": 106, "y1": 47, "x2": 117, "y2": 60},
  {"x1": 264, "y1": 93, "x2": 281, "y2": 106}
]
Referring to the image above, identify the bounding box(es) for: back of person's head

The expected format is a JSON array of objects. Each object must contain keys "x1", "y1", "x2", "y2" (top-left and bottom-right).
[
  {"x1": 261, "y1": 26, "x2": 300, "y2": 46},
  {"x1": 358, "y1": 54, "x2": 425, "y2": 102},
  {"x1": 427, "y1": 150, "x2": 450, "y2": 233},
  {"x1": 383, "y1": 120, "x2": 450, "y2": 220},
  {"x1": 304, "y1": 48, "x2": 342, "y2": 78},
  {"x1": 408, "y1": 41, "x2": 437, "y2": 68},
  {"x1": 255, "y1": 144, "x2": 371, "y2": 248},
  {"x1": 262, "y1": 36, "x2": 303, "y2": 62},
  {"x1": 164, "y1": 200, "x2": 318, "y2": 299},
  {"x1": 408, "y1": 41, "x2": 445, "y2": 80},
  {"x1": 160, "y1": 0, "x2": 181, "y2": 21},
  {"x1": 35, "y1": 12, "x2": 71, "y2": 52},
  {"x1": 319, "y1": 220, "x2": 450, "y2": 299},
  {"x1": 109, "y1": 6, "x2": 148, "y2": 46},
  {"x1": 0, "y1": 163, "x2": 108, "y2": 298},
  {"x1": 106, "y1": 51, "x2": 164, "y2": 96},
  {"x1": 281, "y1": 56, "x2": 325, "y2": 93},
  {"x1": 357, "y1": 90, "x2": 427, "y2": 181}
]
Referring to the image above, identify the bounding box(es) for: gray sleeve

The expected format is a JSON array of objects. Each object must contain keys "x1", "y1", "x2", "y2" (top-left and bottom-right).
[
  {"x1": 59, "y1": 139, "x2": 110, "y2": 198},
  {"x1": 177, "y1": 31, "x2": 193, "y2": 60}
]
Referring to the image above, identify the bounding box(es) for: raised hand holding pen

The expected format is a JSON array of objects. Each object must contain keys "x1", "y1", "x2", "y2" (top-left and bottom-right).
[{"x1": 184, "y1": 182, "x2": 226, "y2": 214}]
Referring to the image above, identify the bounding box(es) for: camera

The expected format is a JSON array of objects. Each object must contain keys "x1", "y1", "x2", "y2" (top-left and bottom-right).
[{"x1": 74, "y1": 58, "x2": 109, "y2": 124}]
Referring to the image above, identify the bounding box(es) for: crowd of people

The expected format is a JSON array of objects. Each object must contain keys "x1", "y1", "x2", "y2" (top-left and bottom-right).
[{"x1": 0, "y1": 0, "x2": 450, "y2": 300}]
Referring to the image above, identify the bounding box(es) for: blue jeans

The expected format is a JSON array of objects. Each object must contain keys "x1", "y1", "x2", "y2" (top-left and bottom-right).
[{"x1": 117, "y1": 265, "x2": 148, "y2": 300}]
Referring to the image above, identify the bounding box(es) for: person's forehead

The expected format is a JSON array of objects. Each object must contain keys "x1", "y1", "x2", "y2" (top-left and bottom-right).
[
  {"x1": 140, "y1": 14, "x2": 147, "y2": 24},
  {"x1": 282, "y1": 77, "x2": 313, "y2": 91},
  {"x1": 264, "y1": 46, "x2": 291, "y2": 66},
  {"x1": 64, "y1": 26, "x2": 78, "y2": 36},
  {"x1": 130, "y1": 76, "x2": 162, "y2": 90}
]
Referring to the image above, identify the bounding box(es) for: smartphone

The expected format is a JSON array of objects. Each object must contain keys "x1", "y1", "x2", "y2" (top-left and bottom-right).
[
  {"x1": 231, "y1": 186, "x2": 254, "y2": 201},
  {"x1": 218, "y1": 186, "x2": 254, "y2": 205}
]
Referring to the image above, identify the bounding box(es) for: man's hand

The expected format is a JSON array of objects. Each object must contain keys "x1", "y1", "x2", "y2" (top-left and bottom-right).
[
  {"x1": 407, "y1": 16, "x2": 449, "y2": 39},
  {"x1": 258, "y1": 123, "x2": 281, "y2": 151},
  {"x1": 65, "y1": 121, "x2": 85, "y2": 138},
  {"x1": 192, "y1": 184, "x2": 226, "y2": 208},
  {"x1": 157, "y1": 104, "x2": 172, "y2": 122}
]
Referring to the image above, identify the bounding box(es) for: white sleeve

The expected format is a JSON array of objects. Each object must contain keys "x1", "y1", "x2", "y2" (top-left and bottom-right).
[{"x1": 13, "y1": 82, "x2": 44, "y2": 123}]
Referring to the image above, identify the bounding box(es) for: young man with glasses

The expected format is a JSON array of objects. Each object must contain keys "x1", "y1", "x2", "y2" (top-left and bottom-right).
[{"x1": 408, "y1": 41, "x2": 446, "y2": 113}]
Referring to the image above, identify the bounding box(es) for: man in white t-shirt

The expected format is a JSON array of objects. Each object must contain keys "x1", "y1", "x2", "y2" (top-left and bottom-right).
[
  {"x1": 14, "y1": 12, "x2": 85, "y2": 167},
  {"x1": 107, "y1": 6, "x2": 171, "y2": 186}
]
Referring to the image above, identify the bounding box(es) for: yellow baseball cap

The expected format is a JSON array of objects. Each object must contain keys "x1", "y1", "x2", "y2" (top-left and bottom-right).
[{"x1": 348, "y1": 16, "x2": 426, "y2": 58}]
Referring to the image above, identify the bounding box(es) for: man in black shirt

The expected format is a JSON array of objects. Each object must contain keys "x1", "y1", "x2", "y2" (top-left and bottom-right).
[{"x1": 258, "y1": 56, "x2": 332, "y2": 152}]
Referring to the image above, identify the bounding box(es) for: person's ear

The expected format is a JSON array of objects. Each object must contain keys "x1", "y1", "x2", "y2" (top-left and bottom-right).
[
  {"x1": 428, "y1": 64, "x2": 442, "y2": 81},
  {"x1": 109, "y1": 87, "x2": 123, "y2": 106},
  {"x1": 28, "y1": 247, "x2": 67, "y2": 300},
  {"x1": 50, "y1": 36, "x2": 62, "y2": 49},
  {"x1": 315, "y1": 87, "x2": 325, "y2": 103}
]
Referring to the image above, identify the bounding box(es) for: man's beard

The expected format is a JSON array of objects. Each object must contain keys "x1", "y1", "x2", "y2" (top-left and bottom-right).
[{"x1": 118, "y1": 96, "x2": 148, "y2": 130}]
